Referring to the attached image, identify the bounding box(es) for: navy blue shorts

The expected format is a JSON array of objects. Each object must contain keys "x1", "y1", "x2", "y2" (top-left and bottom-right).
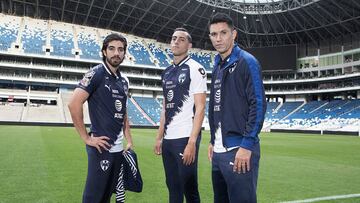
[
  {"x1": 162, "y1": 136, "x2": 201, "y2": 203},
  {"x1": 82, "y1": 145, "x2": 124, "y2": 203},
  {"x1": 211, "y1": 143, "x2": 260, "y2": 203}
]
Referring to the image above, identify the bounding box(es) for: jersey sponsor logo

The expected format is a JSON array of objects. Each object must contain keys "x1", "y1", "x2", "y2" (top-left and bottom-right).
[
  {"x1": 166, "y1": 103, "x2": 175, "y2": 108},
  {"x1": 112, "y1": 89, "x2": 119, "y2": 94},
  {"x1": 114, "y1": 113, "x2": 123, "y2": 119},
  {"x1": 178, "y1": 73, "x2": 186, "y2": 84},
  {"x1": 215, "y1": 89, "x2": 221, "y2": 103},
  {"x1": 112, "y1": 94, "x2": 124, "y2": 99},
  {"x1": 100, "y1": 160, "x2": 110, "y2": 171},
  {"x1": 115, "y1": 100, "x2": 122, "y2": 112},
  {"x1": 167, "y1": 90, "x2": 174, "y2": 102},
  {"x1": 214, "y1": 105, "x2": 221, "y2": 111}
]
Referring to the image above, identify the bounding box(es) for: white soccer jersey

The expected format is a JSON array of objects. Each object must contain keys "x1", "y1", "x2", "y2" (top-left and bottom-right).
[{"x1": 161, "y1": 56, "x2": 207, "y2": 139}]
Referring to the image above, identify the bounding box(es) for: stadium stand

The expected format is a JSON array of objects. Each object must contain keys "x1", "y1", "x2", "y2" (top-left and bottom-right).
[
  {"x1": 0, "y1": 14, "x2": 20, "y2": 51},
  {"x1": 127, "y1": 98, "x2": 152, "y2": 126},
  {"x1": 148, "y1": 43, "x2": 171, "y2": 67},
  {"x1": 77, "y1": 27, "x2": 101, "y2": 60},
  {"x1": 0, "y1": 102, "x2": 24, "y2": 121},
  {"x1": 128, "y1": 40, "x2": 154, "y2": 66},
  {"x1": 133, "y1": 96, "x2": 161, "y2": 124},
  {"x1": 50, "y1": 22, "x2": 74, "y2": 57},
  {"x1": 189, "y1": 51, "x2": 212, "y2": 70},
  {"x1": 0, "y1": 13, "x2": 359, "y2": 135},
  {"x1": 21, "y1": 18, "x2": 47, "y2": 55}
]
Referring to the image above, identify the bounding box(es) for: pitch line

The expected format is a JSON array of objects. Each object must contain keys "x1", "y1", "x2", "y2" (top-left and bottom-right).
[{"x1": 280, "y1": 193, "x2": 360, "y2": 203}]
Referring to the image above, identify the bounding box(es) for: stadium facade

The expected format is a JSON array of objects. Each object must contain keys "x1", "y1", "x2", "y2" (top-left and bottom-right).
[{"x1": 0, "y1": 0, "x2": 360, "y2": 135}]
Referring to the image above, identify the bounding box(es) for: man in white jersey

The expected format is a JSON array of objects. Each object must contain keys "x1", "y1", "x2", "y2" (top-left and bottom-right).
[{"x1": 154, "y1": 28, "x2": 207, "y2": 203}]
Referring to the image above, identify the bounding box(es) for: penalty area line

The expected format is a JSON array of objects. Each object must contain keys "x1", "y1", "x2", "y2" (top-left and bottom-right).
[{"x1": 280, "y1": 193, "x2": 360, "y2": 203}]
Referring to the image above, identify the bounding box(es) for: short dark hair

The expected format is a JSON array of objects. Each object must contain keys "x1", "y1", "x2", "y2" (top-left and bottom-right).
[
  {"x1": 102, "y1": 33, "x2": 127, "y2": 60},
  {"x1": 173, "y1": 27, "x2": 192, "y2": 43},
  {"x1": 209, "y1": 13, "x2": 234, "y2": 29}
]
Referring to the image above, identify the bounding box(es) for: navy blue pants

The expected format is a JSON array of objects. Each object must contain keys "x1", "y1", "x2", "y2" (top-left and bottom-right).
[
  {"x1": 82, "y1": 145, "x2": 124, "y2": 203},
  {"x1": 162, "y1": 136, "x2": 201, "y2": 203},
  {"x1": 211, "y1": 143, "x2": 260, "y2": 203}
]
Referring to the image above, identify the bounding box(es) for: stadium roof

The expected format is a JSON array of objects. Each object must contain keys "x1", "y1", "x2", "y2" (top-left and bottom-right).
[{"x1": 1, "y1": 0, "x2": 360, "y2": 49}]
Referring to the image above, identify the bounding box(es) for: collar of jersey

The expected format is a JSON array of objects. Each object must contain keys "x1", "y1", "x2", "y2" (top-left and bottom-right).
[
  {"x1": 214, "y1": 44, "x2": 242, "y2": 70},
  {"x1": 172, "y1": 55, "x2": 190, "y2": 67},
  {"x1": 102, "y1": 62, "x2": 121, "y2": 79}
]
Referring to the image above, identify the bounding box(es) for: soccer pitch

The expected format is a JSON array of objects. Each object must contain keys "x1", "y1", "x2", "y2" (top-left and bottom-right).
[{"x1": 0, "y1": 125, "x2": 359, "y2": 203}]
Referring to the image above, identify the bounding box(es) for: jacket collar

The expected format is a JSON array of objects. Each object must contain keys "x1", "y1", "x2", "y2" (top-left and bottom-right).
[{"x1": 214, "y1": 44, "x2": 242, "y2": 70}]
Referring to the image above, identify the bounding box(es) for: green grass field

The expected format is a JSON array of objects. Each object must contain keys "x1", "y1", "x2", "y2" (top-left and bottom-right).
[{"x1": 0, "y1": 125, "x2": 360, "y2": 203}]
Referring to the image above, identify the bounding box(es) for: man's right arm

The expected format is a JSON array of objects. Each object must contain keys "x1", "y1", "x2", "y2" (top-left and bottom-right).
[
  {"x1": 68, "y1": 88, "x2": 110, "y2": 153},
  {"x1": 154, "y1": 100, "x2": 165, "y2": 155}
]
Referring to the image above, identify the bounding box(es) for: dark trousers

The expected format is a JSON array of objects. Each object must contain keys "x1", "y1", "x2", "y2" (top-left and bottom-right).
[
  {"x1": 82, "y1": 145, "x2": 124, "y2": 203},
  {"x1": 211, "y1": 143, "x2": 260, "y2": 203},
  {"x1": 162, "y1": 136, "x2": 201, "y2": 203}
]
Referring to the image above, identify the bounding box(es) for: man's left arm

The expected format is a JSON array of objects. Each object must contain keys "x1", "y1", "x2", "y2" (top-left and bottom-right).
[
  {"x1": 234, "y1": 60, "x2": 266, "y2": 173},
  {"x1": 182, "y1": 92, "x2": 206, "y2": 165},
  {"x1": 182, "y1": 65, "x2": 207, "y2": 165},
  {"x1": 123, "y1": 111, "x2": 133, "y2": 151}
]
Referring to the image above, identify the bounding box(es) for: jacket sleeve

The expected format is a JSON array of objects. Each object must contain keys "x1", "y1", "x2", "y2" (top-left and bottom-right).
[{"x1": 240, "y1": 58, "x2": 266, "y2": 151}]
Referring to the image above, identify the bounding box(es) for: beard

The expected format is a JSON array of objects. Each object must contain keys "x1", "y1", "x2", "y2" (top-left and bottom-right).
[{"x1": 106, "y1": 56, "x2": 124, "y2": 67}]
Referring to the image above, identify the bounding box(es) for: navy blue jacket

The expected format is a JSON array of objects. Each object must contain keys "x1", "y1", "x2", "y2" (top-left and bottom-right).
[{"x1": 209, "y1": 45, "x2": 266, "y2": 151}]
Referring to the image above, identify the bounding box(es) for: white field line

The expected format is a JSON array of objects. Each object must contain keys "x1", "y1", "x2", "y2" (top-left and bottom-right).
[{"x1": 280, "y1": 193, "x2": 360, "y2": 203}]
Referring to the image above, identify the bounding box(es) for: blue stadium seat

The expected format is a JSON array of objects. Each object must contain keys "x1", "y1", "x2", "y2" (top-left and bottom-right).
[
  {"x1": 127, "y1": 99, "x2": 152, "y2": 125},
  {"x1": 77, "y1": 32, "x2": 101, "y2": 60},
  {"x1": 133, "y1": 97, "x2": 161, "y2": 124},
  {"x1": 0, "y1": 24, "x2": 18, "y2": 51},
  {"x1": 128, "y1": 41, "x2": 154, "y2": 66},
  {"x1": 148, "y1": 43, "x2": 170, "y2": 67},
  {"x1": 51, "y1": 30, "x2": 74, "y2": 57},
  {"x1": 22, "y1": 24, "x2": 47, "y2": 55}
]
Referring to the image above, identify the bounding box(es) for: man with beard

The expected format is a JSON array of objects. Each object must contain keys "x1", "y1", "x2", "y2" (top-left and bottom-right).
[
  {"x1": 68, "y1": 33, "x2": 133, "y2": 203},
  {"x1": 154, "y1": 28, "x2": 207, "y2": 203}
]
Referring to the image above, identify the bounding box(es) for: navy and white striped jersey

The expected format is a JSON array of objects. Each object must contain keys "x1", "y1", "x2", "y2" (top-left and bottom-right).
[
  {"x1": 161, "y1": 56, "x2": 207, "y2": 139},
  {"x1": 77, "y1": 63, "x2": 129, "y2": 152}
]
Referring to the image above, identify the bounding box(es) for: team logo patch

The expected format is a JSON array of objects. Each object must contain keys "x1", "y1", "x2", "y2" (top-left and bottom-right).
[
  {"x1": 178, "y1": 73, "x2": 186, "y2": 84},
  {"x1": 100, "y1": 160, "x2": 110, "y2": 171},
  {"x1": 229, "y1": 63, "x2": 237, "y2": 73},
  {"x1": 115, "y1": 100, "x2": 122, "y2": 112},
  {"x1": 198, "y1": 68, "x2": 206, "y2": 76},
  {"x1": 215, "y1": 89, "x2": 221, "y2": 103},
  {"x1": 167, "y1": 90, "x2": 174, "y2": 102},
  {"x1": 80, "y1": 70, "x2": 95, "y2": 87}
]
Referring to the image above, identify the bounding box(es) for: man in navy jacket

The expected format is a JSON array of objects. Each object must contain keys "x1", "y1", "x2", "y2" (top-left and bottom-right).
[{"x1": 208, "y1": 13, "x2": 266, "y2": 203}]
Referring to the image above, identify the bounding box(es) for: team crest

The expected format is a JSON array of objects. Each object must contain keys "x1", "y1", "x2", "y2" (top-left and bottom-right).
[
  {"x1": 100, "y1": 160, "x2": 110, "y2": 171},
  {"x1": 178, "y1": 73, "x2": 186, "y2": 84}
]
